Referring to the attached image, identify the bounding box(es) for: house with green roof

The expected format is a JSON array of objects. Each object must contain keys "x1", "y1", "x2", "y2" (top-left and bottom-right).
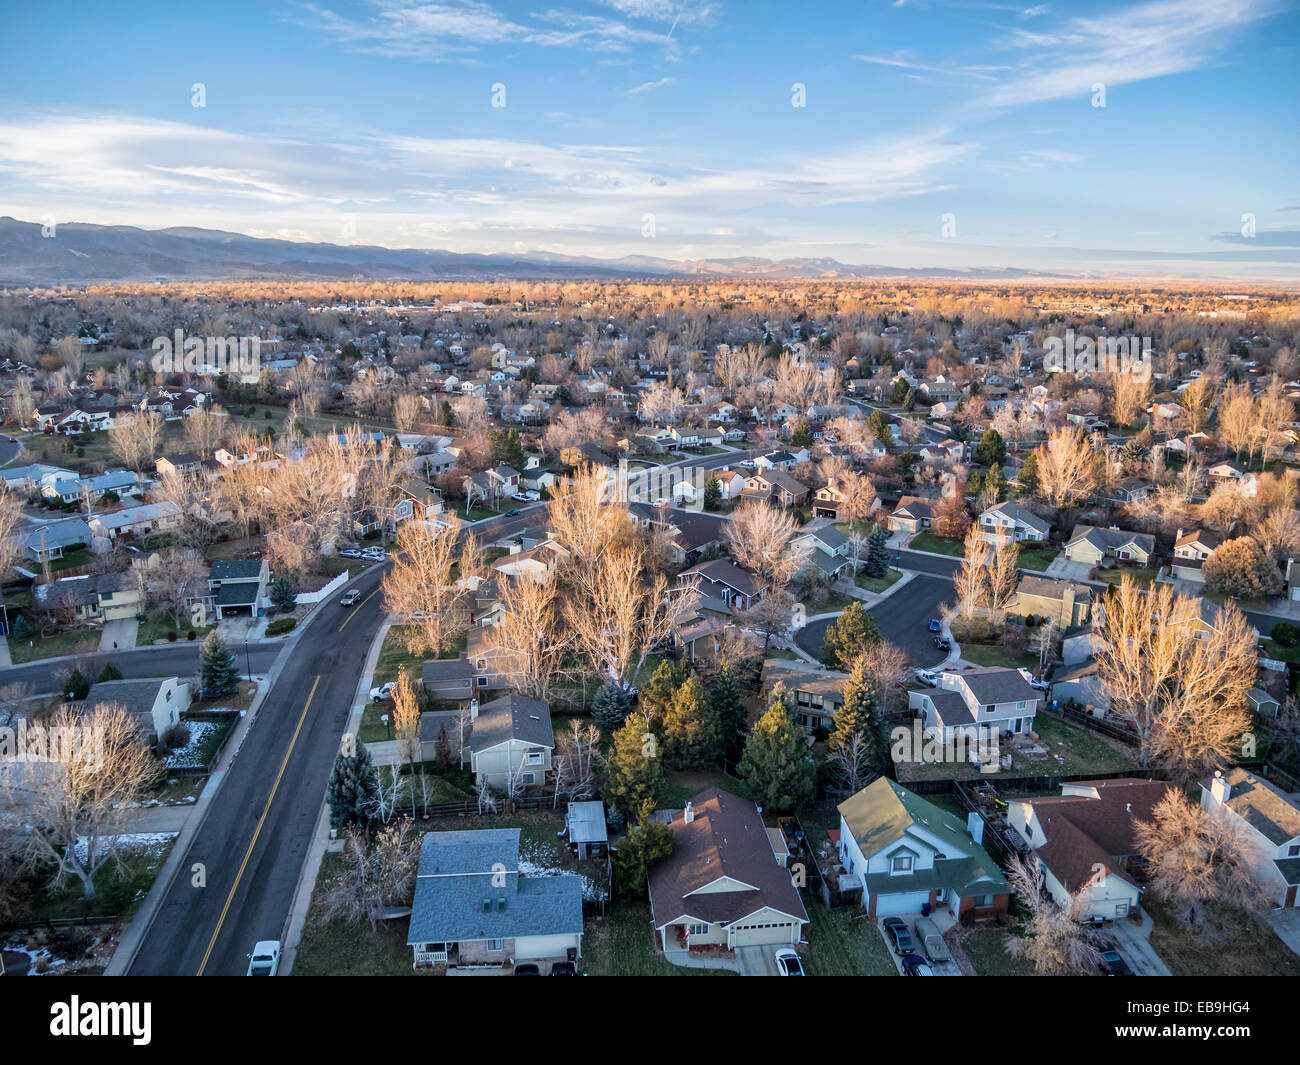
[{"x1": 835, "y1": 778, "x2": 1009, "y2": 920}]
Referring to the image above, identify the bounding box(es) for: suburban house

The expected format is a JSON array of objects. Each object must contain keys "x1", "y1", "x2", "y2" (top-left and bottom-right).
[
  {"x1": 416, "y1": 692, "x2": 554, "y2": 790},
  {"x1": 407, "y1": 828, "x2": 584, "y2": 969},
  {"x1": 81, "y1": 676, "x2": 190, "y2": 746},
  {"x1": 1006, "y1": 778, "x2": 1174, "y2": 921},
  {"x1": 491, "y1": 540, "x2": 568, "y2": 583},
  {"x1": 203, "y1": 558, "x2": 269, "y2": 620},
  {"x1": 888, "y1": 496, "x2": 935, "y2": 535},
  {"x1": 1063, "y1": 525, "x2": 1155, "y2": 567},
  {"x1": 740, "y1": 470, "x2": 809, "y2": 508},
  {"x1": 908, "y1": 666, "x2": 1041, "y2": 742},
  {"x1": 1169, "y1": 528, "x2": 1220, "y2": 583},
  {"x1": 648, "y1": 788, "x2": 809, "y2": 953},
  {"x1": 762, "y1": 659, "x2": 848, "y2": 733},
  {"x1": 88, "y1": 501, "x2": 182, "y2": 542},
  {"x1": 1009, "y1": 575, "x2": 1094, "y2": 628},
  {"x1": 812, "y1": 480, "x2": 852, "y2": 520},
  {"x1": 678, "y1": 558, "x2": 763, "y2": 611},
  {"x1": 155, "y1": 452, "x2": 204, "y2": 478},
  {"x1": 977, "y1": 501, "x2": 1050, "y2": 547},
  {"x1": 671, "y1": 592, "x2": 733, "y2": 663},
  {"x1": 791, "y1": 525, "x2": 852, "y2": 581},
  {"x1": 19, "y1": 517, "x2": 92, "y2": 563},
  {"x1": 1200, "y1": 768, "x2": 1300, "y2": 908},
  {"x1": 836, "y1": 778, "x2": 1010, "y2": 919}
]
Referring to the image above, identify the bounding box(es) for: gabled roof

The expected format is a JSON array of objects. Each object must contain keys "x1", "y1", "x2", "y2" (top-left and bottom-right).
[
  {"x1": 679, "y1": 557, "x2": 761, "y2": 597},
  {"x1": 1204, "y1": 768, "x2": 1300, "y2": 846},
  {"x1": 469, "y1": 694, "x2": 555, "y2": 753},
  {"x1": 981, "y1": 501, "x2": 1050, "y2": 534},
  {"x1": 648, "y1": 788, "x2": 808, "y2": 929}
]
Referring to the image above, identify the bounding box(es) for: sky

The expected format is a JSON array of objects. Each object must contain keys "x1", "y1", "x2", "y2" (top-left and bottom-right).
[{"x1": 0, "y1": 0, "x2": 1297, "y2": 279}]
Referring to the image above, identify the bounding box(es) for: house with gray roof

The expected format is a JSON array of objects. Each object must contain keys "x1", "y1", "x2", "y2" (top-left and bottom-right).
[
  {"x1": 81, "y1": 676, "x2": 190, "y2": 746},
  {"x1": 1201, "y1": 768, "x2": 1300, "y2": 908},
  {"x1": 909, "y1": 665, "x2": 1041, "y2": 742},
  {"x1": 977, "y1": 501, "x2": 1050, "y2": 546},
  {"x1": 20, "y1": 517, "x2": 92, "y2": 562},
  {"x1": 460, "y1": 694, "x2": 555, "y2": 791},
  {"x1": 407, "y1": 828, "x2": 584, "y2": 969},
  {"x1": 1063, "y1": 524, "x2": 1155, "y2": 566}
]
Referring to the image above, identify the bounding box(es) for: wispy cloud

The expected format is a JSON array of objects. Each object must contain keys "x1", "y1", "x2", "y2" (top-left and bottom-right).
[{"x1": 628, "y1": 76, "x2": 674, "y2": 93}]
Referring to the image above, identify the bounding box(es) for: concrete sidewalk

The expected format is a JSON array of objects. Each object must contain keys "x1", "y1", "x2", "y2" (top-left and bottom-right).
[{"x1": 119, "y1": 804, "x2": 196, "y2": 834}]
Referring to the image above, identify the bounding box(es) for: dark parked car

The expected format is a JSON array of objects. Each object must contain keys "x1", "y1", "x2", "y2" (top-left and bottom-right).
[
  {"x1": 928, "y1": 618, "x2": 942, "y2": 633},
  {"x1": 505, "y1": 508, "x2": 521, "y2": 516},
  {"x1": 901, "y1": 953, "x2": 934, "y2": 976},
  {"x1": 513, "y1": 964, "x2": 540, "y2": 975},
  {"x1": 1099, "y1": 949, "x2": 1132, "y2": 976},
  {"x1": 882, "y1": 917, "x2": 915, "y2": 955},
  {"x1": 550, "y1": 962, "x2": 576, "y2": 976}
]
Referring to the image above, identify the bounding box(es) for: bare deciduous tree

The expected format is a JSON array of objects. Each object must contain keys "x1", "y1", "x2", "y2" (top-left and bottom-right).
[
  {"x1": 1004, "y1": 852, "x2": 1105, "y2": 974},
  {"x1": 1034, "y1": 425, "x2": 1100, "y2": 509}
]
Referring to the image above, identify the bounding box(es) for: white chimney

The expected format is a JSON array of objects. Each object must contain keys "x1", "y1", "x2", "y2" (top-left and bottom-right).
[
  {"x1": 469, "y1": 697, "x2": 479, "y2": 720},
  {"x1": 684, "y1": 801, "x2": 695, "y2": 825},
  {"x1": 1210, "y1": 770, "x2": 1232, "y2": 805},
  {"x1": 966, "y1": 812, "x2": 984, "y2": 845}
]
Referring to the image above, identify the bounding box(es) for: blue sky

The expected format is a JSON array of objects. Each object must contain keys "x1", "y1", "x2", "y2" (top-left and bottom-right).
[{"x1": 1, "y1": 0, "x2": 1297, "y2": 277}]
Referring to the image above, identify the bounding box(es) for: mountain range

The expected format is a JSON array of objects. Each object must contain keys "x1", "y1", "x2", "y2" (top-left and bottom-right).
[{"x1": 0, "y1": 216, "x2": 1059, "y2": 287}]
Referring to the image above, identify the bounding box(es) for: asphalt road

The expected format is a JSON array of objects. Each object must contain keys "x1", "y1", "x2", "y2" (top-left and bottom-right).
[
  {"x1": 5, "y1": 642, "x2": 281, "y2": 694},
  {"x1": 126, "y1": 563, "x2": 391, "y2": 976},
  {"x1": 0, "y1": 436, "x2": 20, "y2": 468}
]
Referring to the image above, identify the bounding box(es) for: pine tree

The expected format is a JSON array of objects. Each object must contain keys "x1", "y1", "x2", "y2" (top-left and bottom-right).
[
  {"x1": 974, "y1": 428, "x2": 1007, "y2": 468},
  {"x1": 738, "y1": 700, "x2": 816, "y2": 813},
  {"x1": 603, "y1": 712, "x2": 665, "y2": 818},
  {"x1": 662, "y1": 675, "x2": 722, "y2": 768},
  {"x1": 591, "y1": 681, "x2": 632, "y2": 732},
  {"x1": 821, "y1": 601, "x2": 881, "y2": 670},
  {"x1": 96, "y1": 661, "x2": 124, "y2": 683},
  {"x1": 703, "y1": 474, "x2": 721, "y2": 510},
  {"x1": 200, "y1": 630, "x2": 240, "y2": 698},
  {"x1": 1017, "y1": 450, "x2": 1039, "y2": 496},
  {"x1": 984, "y1": 463, "x2": 1008, "y2": 501},
  {"x1": 641, "y1": 659, "x2": 684, "y2": 720},
  {"x1": 63, "y1": 668, "x2": 90, "y2": 701},
  {"x1": 326, "y1": 739, "x2": 380, "y2": 826},
  {"x1": 612, "y1": 799, "x2": 674, "y2": 898},
  {"x1": 864, "y1": 525, "x2": 890, "y2": 579},
  {"x1": 710, "y1": 665, "x2": 747, "y2": 758},
  {"x1": 269, "y1": 575, "x2": 297, "y2": 614},
  {"x1": 828, "y1": 657, "x2": 881, "y2": 769}
]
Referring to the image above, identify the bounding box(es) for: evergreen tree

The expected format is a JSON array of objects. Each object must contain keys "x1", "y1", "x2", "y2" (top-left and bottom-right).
[
  {"x1": 488, "y1": 427, "x2": 526, "y2": 470},
  {"x1": 326, "y1": 739, "x2": 380, "y2": 826},
  {"x1": 63, "y1": 668, "x2": 90, "y2": 701},
  {"x1": 440, "y1": 400, "x2": 454, "y2": 426},
  {"x1": 709, "y1": 665, "x2": 747, "y2": 758},
  {"x1": 641, "y1": 659, "x2": 684, "y2": 719},
  {"x1": 1017, "y1": 450, "x2": 1039, "y2": 496},
  {"x1": 866, "y1": 409, "x2": 892, "y2": 446},
  {"x1": 200, "y1": 630, "x2": 240, "y2": 698},
  {"x1": 790, "y1": 420, "x2": 814, "y2": 448},
  {"x1": 738, "y1": 701, "x2": 816, "y2": 813},
  {"x1": 828, "y1": 657, "x2": 884, "y2": 775},
  {"x1": 269, "y1": 575, "x2": 297, "y2": 614},
  {"x1": 821, "y1": 601, "x2": 881, "y2": 670},
  {"x1": 864, "y1": 525, "x2": 890, "y2": 579},
  {"x1": 11, "y1": 614, "x2": 32, "y2": 639},
  {"x1": 973, "y1": 428, "x2": 1007, "y2": 468},
  {"x1": 96, "y1": 661, "x2": 124, "y2": 683},
  {"x1": 603, "y1": 712, "x2": 665, "y2": 818},
  {"x1": 703, "y1": 474, "x2": 721, "y2": 510},
  {"x1": 984, "y1": 463, "x2": 1008, "y2": 501},
  {"x1": 612, "y1": 799, "x2": 675, "y2": 898},
  {"x1": 434, "y1": 722, "x2": 451, "y2": 771},
  {"x1": 591, "y1": 681, "x2": 632, "y2": 732},
  {"x1": 662, "y1": 675, "x2": 722, "y2": 768}
]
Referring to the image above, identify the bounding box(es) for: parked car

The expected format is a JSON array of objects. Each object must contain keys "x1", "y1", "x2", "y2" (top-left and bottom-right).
[
  {"x1": 550, "y1": 961, "x2": 576, "y2": 976},
  {"x1": 1099, "y1": 949, "x2": 1132, "y2": 976},
  {"x1": 901, "y1": 953, "x2": 934, "y2": 976},
  {"x1": 505, "y1": 508, "x2": 521, "y2": 517},
  {"x1": 513, "y1": 963, "x2": 540, "y2": 975},
  {"x1": 370, "y1": 682, "x2": 395, "y2": 702},
  {"x1": 246, "y1": 940, "x2": 281, "y2": 976},
  {"x1": 518, "y1": 490, "x2": 540, "y2": 502},
  {"x1": 1028, "y1": 677, "x2": 1050, "y2": 692},
  {"x1": 933, "y1": 635, "x2": 950, "y2": 650},
  {"x1": 338, "y1": 548, "x2": 363, "y2": 559},
  {"x1": 914, "y1": 669, "x2": 938, "y2": 686},
  {"x1": 927, "y1": 618, "x2": 942, "y2": 633},
  {"x1": 774, "y1": 948, "x2": 804, "y2": 976},
  {"x1": 882, "y1": 917, "x2": 915, "y2": 955},
  {"x1": 340, "y1": 590, "x2": 361, "y2": 607}
]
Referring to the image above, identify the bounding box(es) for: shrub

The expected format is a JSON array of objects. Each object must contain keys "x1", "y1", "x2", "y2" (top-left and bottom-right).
[
  {"x1": 266, "y1": 617, "x2": 297, "y2": 636},
  {"x1": 166, "y1": 630, "x2": 178, "y2": 642},
  {"x1": 187, "y1": 629, "x2": 197, "y2": 640},
  {"x1": 1271, "y1": 621, "x2": 1300, "y2": 647},
  {"x1": 162, "y1": 723, "x2": 191, "y2": 750}
]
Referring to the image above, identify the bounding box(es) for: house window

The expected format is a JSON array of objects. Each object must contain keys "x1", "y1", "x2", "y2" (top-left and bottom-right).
[
  {"x1": 521, "y1": 773, "x2": 535, "y2": 785},
  {"x1": 486, "y1": 939, "x2": 503, "y2": 952},
  {"x1": 687, "y1": 923, "x2": 709, "y2": 936},
  {"x1": 891, "y1": 855, "x2": 913, "y2": 874},
  {"x1": 1289, "y1": 845, "x2": 1300, "y2": 858},
  {"x1": 476, "y1": 677, "x2": 487, "y2": 687},
  {"x1": 974, "y1": 894, "x2": 994, "y2": 908},
  {"x1": 527, "y1": 750, "x2": 543, "y2": 764}
]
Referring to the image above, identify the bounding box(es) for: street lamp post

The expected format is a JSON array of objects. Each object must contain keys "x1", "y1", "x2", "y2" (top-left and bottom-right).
[{"x1": 243, "y1": 637, "x2": 253, "y2": 685}]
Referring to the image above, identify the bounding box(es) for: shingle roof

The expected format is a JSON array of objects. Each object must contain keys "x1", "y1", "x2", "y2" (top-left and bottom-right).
[
  {"x1": 469, "y1": 694, "x2": 554, "y2": 753},
  {"x1": 209, "y1": 559, "x2": 263, "y2": 581},
  {"x1": 953, "y1": 666, "x2": 1039, "y2": 706},
  {"x1": 406, "y1": 829, "x2": 584, "y2": 944},
  {"x1": 1206, "y1": 768, "x2": 1300, "y2": 846}
]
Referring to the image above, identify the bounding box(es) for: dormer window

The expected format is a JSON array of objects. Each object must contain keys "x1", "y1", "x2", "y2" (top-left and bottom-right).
[{"x1": 891, "y1": 855, "x2": 913, "y2": 874}]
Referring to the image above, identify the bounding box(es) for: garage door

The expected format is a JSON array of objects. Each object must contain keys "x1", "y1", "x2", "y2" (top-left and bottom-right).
[
  {"x1": 515, "y1": 934, "x2": 575, "y2": 960},
  {"x1": 728, "y1": 921, "x2": 795, "y2": 948},
  {"x1": 873, "y1": 890, "x2": 929, "y2": 916}
]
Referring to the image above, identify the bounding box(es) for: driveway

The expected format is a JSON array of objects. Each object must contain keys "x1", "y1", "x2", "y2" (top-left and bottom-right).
[
  {"x1": 1102, "y1": 910, "x2": 1170, "y2": 976},
  {"x1": 734, "y1": 946, "x2": 782, "y2": 976},
  {"x1": 1266, "y1": 908, "x2": 1300, "y2": 957},
  {"x1": 1045, "y1": 557, "x2": 1093, "y2": 582},
  {"x1": 100, "y1": 617, "x2": 138, "y2": 652}
]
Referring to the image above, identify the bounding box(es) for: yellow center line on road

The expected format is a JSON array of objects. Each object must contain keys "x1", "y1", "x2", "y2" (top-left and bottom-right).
[
  {"x1": 195, "y1": 674, "x2": 322, "y2": 976},
  {"x1": 338, "y1": 587, "x2": 380, "y2": 633}
]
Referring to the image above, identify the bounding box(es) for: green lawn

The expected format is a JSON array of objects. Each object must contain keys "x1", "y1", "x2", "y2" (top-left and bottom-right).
[
  {"x1": 909, "y1": 531, "x2": 965, "y2": 556},
  {"x1": 1016, "y1": 546, "x2": 1059, "y2": 572},
  {"x1": 136, "y1": 610, "x2": 211, "y2": 646},
  {"x1": 802, "y1": 896, "x2": 898, "y2": 976},
  {"x1": 660, "y1": 766, "x2": 742, "y2": 809},
  {"x1": 854, "y1": 568, "x2": 904, "y2": 594},
  {"x1": 7, "y1": 628, "x2": 101, "y2": 663},
  {"x1": 958, "y1": 644, "x2": 1040, "y2": 671},
  {"x1": 1259, "y1": 637, "x2": 1300, "y2": 663},
  {"x1": 29, "y1": 836, "x2": 177, "y2": 923},
  {"x1": 292, "y1": 853, "x2": 422, "y2": 977},
  {"x1": 803, "y1": 589, "x2": 857, "y2": 615},
  {"x1": 581, "y1": 902, "x2": 733, "y2": 976},
  {"x1": 1094, "y1": 565, "x2": 1157, "y2": 588},
  {"x1": 48, "y1": 548, "x2": 94, "y2": 572}
]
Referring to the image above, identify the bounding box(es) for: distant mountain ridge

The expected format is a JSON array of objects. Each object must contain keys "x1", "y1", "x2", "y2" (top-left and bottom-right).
[{"x1": 0, "y1": 216, "x2": 1060, "y2": 286}]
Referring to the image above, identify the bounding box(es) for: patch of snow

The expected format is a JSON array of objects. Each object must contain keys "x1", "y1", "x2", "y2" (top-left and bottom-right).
[{"x1": 72, "y1": 831, "x2": 177, "y2": 864}]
